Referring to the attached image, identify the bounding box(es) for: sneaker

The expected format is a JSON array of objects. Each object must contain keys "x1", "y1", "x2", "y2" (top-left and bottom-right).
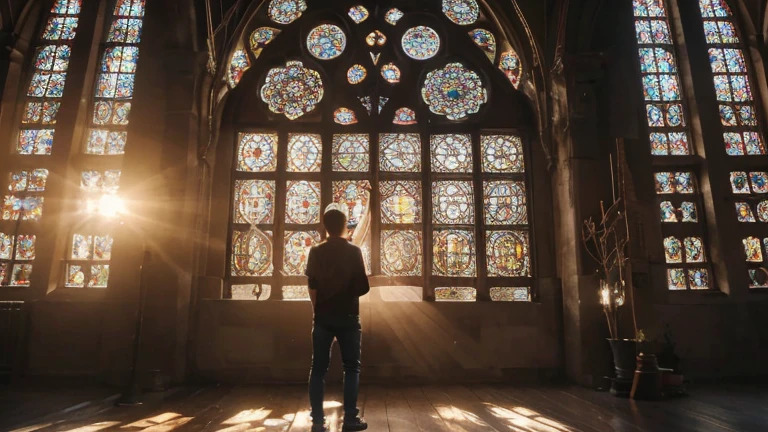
[
  {"x1": 311, "y1": 423, "x2": 328, "y2": 432},
  {"x1": 342, "y1": 417, "x2": 368, "y2": 431}
]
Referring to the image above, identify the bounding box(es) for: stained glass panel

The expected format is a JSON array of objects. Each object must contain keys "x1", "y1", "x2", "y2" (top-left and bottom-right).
[
  {"x1": 43, "y1": 17, "x2": 79, "y2": 40},
  {"x1": 284, "y1": 231, "x2": 320, "y2": 275},
  {"x1": 432, "y1": 229, "x2": 476, "y2": 277},
  {"x1": 260, "y1": 61, "x2": 323, "y2": 120},
  {"x1": 381, "y1": 230, "x2": 422, "y2": 276},
  {"x1": 393, "y1": 108, "x2": 417, "y2": 125},
  {"x1": 332, "y1": 134, "x2": 369, "y2": 172},
  {"x1": 93, "y1": 101, "x2": 131, "y2": 125},
  {"x1": 15, "y1": 235, "x2": 36, "y2": 260},
  {"x1": 379, "y1": 134, "x2": 422, "y2": 172},
  {"x1": 231, "y1": 229, "x2": 273, "y2": 276},
  {"x1": 422, "y1": 63, "x2": 487, "y2": 120},
  {"x1": 234, "y1": 180, "x2": 275, "y2": 225},
  {"x1": 735, "y1": 202, "x2": 755, "y2": 222},
  {"x1": 730, "y1": 171, "x2": 750, "y2": 194},
  {"x1": 757, "y1": 201, "x2": 768, "y2": 222},
  {"x1": 385, "y1": 8, "x2": 404, "y2": 26},
  {"x1": 378, "y1": 97, "x2": 388, "y2": 114},
  {"x1": 499, "y1": 50, "x2": 522, "y2": 89},
  {"x1": 286, "y1": 134, "x2": 322, "y2": 172},
  {"x1": 688, "y1": 268, "x2": 709, "y2": 290},
  {"x1": 334, "y1": 108, "x2": 358, "y2": 126},
  {"x1": 435, "y1": 287, "x2": 476, "y2": 302},
  {"x1": 681, "y1": 202, "x2": 698, "y2": 222},
  {"x1": 432, "y1": 181, "x2": 474, "y2": 225},
  {"x1": 654, "y1": 172, "x2": 695, "y2": 194},
  {"x1": 743, "y1": 236, "x2": 763, "y2": 262},
  {"x1": 486, "y1": 231, "x2": 530, "y2": 277},
  {"x1": 490, "y1": 287, "x2": 531, "y2": 302},
  {"x1": 17, "y1": 129, "x2": 54, "y2": 155},
  {"x1": 664, "y1": 236, "x2": 682, "y2": 263},
  {"x1": 51, "y1": 0, "x2": 81, "y2": 14},
  {"x1": 108, "y1": 18, "x2": 143, "y2": 43},
  {"x1": 749, "y1": 269, "x2": 768, "y2": 288},
  {"x1": 348, "y1": 6, "x2": 369, "y2": 24},
  {"x1": 667, "y1": 268, "x2": 686, "y2": 290},
  {"x1": 250, "y1": 27, "x2": 280, "y2": 57},
  {"x1": 442, "y1": 0, "x2": 479, "y2": 25},
  {"x1": 307, "y1": 24, "x2": 346, "y2": 60},
  {"x1": 481, "y1": 135, "x2": 524, "y2": 173},
  {"x1": 401, "y1": 26, "x2": 440, "y2": 60},
  {"x1": 347, "y1": 64, "x2": 367, "y2": 84},
  {"x1": 114, "y1": 0, "x2": 145, "y2": 17},
  {"x1": 370, "y1": 52, "x2": 380, "y2": 66},
  {"x1": 237, "y1": 133, "x2": 278, "y2": 172},
  {"x1": 87, "y1": 265, "x2": 109, "y2": 288},
  {"x1": 65, "y1": 264, "x2": 85, "y2": 287},
  {"x1": 10, "y1": 265, "x2": 33, "y2": 286},
  {"x1": 35, "y1": 44, "x2": 71, "y2": 71},
  {"x1": 0, "y1": 233, "x2": 12, "y2": 260},
  {"x1": 285, "y1": 181, "x2": 321, "y2": 224},
  {"x1": 469, "y1": 29, "x2": 496, "y2": 62},
  {"x1": 366, "y1": 31, "x2": 387, "y2": 47},
  {"x1": 8, "y1": 169, "x2": 48, "y2": 192},
  {"x1": 84, "y1": 129, "x2": 127, "y2": 155},
  {"x1": 484, "y1": 181, "x2": 527, "y2": 225},
  {"x1": 227, "y1": 48, "x2": 250, "y2": 88},
  {"x1": 268, "y1": 0, "x2": 307, "y2": 24},
  {"x1": 381, "y1": 63, "x2": 401, "y2": 84},
  {"x1": 750, "y1": 172, "x2": 768, "y2": 193},
  {"x1": 333, "y1": 181, "x2": 371, "y2": 228},
  {"x1": 359, "y1": 96, "x2": 373, "y2": 115},
  {"x1": 684, "y1": 237, "x2": 705, "y2": 262},
  {"x1": 431, "y1": 134, "x2": 472, "y2": 173},
  {"x1": 380, "y1": 181, "x2": 422, "y2": 224}
]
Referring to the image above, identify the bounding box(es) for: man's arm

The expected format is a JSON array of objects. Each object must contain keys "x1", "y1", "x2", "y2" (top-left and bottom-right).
[
  {"x1": 353, "y1": 247, "x2": 370, "y2": 296},
  {"x1": 305, "y1": 247, "x2": 318, "y2": 309}
]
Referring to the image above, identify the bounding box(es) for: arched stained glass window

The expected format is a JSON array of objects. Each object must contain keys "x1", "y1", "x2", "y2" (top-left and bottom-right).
[{"x1": 224, "y1": 2, "x2": 533, "y2": 302}]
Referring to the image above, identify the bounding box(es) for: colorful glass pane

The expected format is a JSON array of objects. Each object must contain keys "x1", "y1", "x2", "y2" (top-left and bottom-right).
[
  {"x1": 667, "y1": 268, "x2": 686, "y2": 290},
  {"x1": 486, "y1": 231, "x2": 530, "y2": 277},
  {"x1": 284, "y1": 231, "x2": 320, "y2": 275},
  {"x1": 751, "y1": 172, "x2": 768, "y2": 193},
  {"x1": 260, "y1": 60, "x2": 323, "y2": 120},
  {"x1": 88, "y1": 265, "x2": 110, "y2": 288},
  {"x1": 381, "y1": 230, "x2": 422, "y2": 276},
  {"x1": 435, "y1": 287, "x2": 476, "y2": 302},
  {"x1": 490, "y1": 287, "x2": 531, "y2": 302},
  {"x1": 334, "y1": 108, "x2": 358, "y2": 126},
  {"x1": 468, "y1": 29, "x2": 496, "y2": 62},
  {"x1": 286, "y1": 134, "x2": 322, "y2": 172},
  {"x1": 43, "y1": 17, "x2": 79, "y2": 40},
  {"x1": 347, "y1": 64, "x2": 367, "y2": 84},
  {"x1": 684, "y1": 237, "x2": 705, "y2": 263},
  {"x1": 661, "y1": 201, "x2": 678, "y2": 222},
  {"x1": 378, "y1": 97, "x2": 388, "y2": 114},
  {"x1": 432, "y1": 229, "x2": 476, "y2": 277},
  {"x1": 348, "y1": 6, "x2": 369, "y2": 24},
  {"x1": 1, "y1": 196, "x2": 20, "y2": 220},
  {"x1": 380, "y1": 181, "x2": 422, "y2": 224},
  {"x1": 250, "y1": 27, "x2": 280, "y2": 56},
  {"x1": 234, "y1": 180, "x2": 275, "y2": 225},
  {"x1": 432, "y1": 181, "x2": 474, "y2": 225},
  {"x1": 108, "y1": 18, "x2": 143, "y2": 43},
  {"x1": 681, "y1": 202, "x2": 698, "y2": 222},
  {"x1": 36, "y1": 45, "x2": 70, "y2": 71},
  {"x1": 366, "y1": 31, "x2": 387, "y2": 47},
  {"x1": 65, "y1": 264, "x2": 85, "y2": 288},
  {"x1": 664, "y1": 236, "x2": 682, "y2": 263},
  {"x1": 285, "y1": 181, "x2": 321, "y2": 224},
  {"x1": 381, "y1": 63, "x2": 401, "y2": 84},
  {"x1": 333, "y1": 181, "x2": 371, "y2": 228},
  {"x1": 422, "y1": 63, "x2": 487, "y2": 120},
  {"x1": 17, "y1": 129, "x2": 54, "y2": 155},
  {"x1": 93, "y1": 101, "x2": 131, "y2": 125},
  {"x1": 688, "y1": 269, "x2": 709, "y2": 290},
  {"x1": 93, "y1": 235, "x2": 113, "y2": 260},
  {"x1": 385, "y1": 8, "x2": 404, "y2": 26},
  {"x1": 114, "y1": 0, "x2": 145, "y2": 17},
  {"x1": 481, "y1": 135, "x2": 524, "y2": 173},
  {"x1": 0, "y1": 232, "x2": 12, "y2": 260},
  {"x1": 237, "y1": 133, "x2": 278, "y2": 172},
  {"x1": 654, "y1": 172, "x2": 694, "y2": 194},
  {"x1": 10, "y1": 264, "x2": 33, "y2": 286},
  {"x1": 743, "y1": 236, "x2": 763, "y2": 262},
  {"x1": 15, "y1": 235, "x2": 36, "y2": 260},
  {"x1": 332, "y1": 134, "x2": 369, "y2": 172},
  {"x1": 379, "y1": 134, "x2": 422, "y2": 172},
  {"x1": 757, "y1": 201, "x2": 768, "y2": 222},
  {"x1": 393, "y1": 108, "x2": 417, "y2": 125},
  {"x1": 359, "y1": 96, "x2": 373, "y2": 115},
  {"x1": 307, "y1": 24, "x2": 346, "y2": 60},
  {"x1": 231, "y1": 229, "x2": 273, "y2": 276},
  {"x1": 51, "y1": 0, "x2": 81, "y2": 14},
  {"x1": 283, "y1": 286, "x2": 310, "y2": 301},
  {"x1": 268, "y1": 0, "x2": 306, "y2": 24},
  {"x1": 735, "y1": 202, "x2": 755, "y2": 222},
  {"x1": 369, "y1": 52, "x2": 380, "y2": 66},
  {"x1": 431, "y1": 134, "x2": 472, "y2": 173},
  {"x1": 401, "y1": 26, "x2": 440, "y2": 60},
  {"x1": 744, "y1": 132, "x2": 766, "y2": 155},
  {"x1": 85, "y1": 129, "x2": 127, "y2": 155},
  {"x1": 484, "y1": 181, "x2": 527, "y2": 225},
  {"x1": 442, "y1": 0, "x2": 479, "y2": 25},
  {"x1": 227, "y1": 48, "x2": 250, "y2": 88},
  {"x1": 749, "y1": 269, "x2": 768, "y2": 288},
  {"x1": 27, "y1": 73, "x2": 67, "y2": 98},
  {"x1": 699, "y1": 0, "x2": 731, "y2": 18},
  {"x1": 730, "y1": 171, "x2": 750, "y2": 193}
]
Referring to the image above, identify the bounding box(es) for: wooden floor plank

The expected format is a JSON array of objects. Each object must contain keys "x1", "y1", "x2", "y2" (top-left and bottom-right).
[
  {"x1": 401, "y1": 387, "x2": 450, "y2": 432},
  {"x1": 384, "y1": 387, "x2": 419, "y2": 432},
  {"x1": 421, "y1": 385, "x2": 501, "y2": 432},
  {"x1": 360, "y1": 385, "x2": 389, "y2": 431}
]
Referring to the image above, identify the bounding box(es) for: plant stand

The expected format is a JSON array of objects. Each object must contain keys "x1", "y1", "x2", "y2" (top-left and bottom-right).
[{"x1": 608, "y1": 339, "x2": 637, "y2": 398}]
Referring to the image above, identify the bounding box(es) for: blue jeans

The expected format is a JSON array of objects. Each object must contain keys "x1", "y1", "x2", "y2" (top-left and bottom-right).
[{"x1": 309, "y1": 316, "x2": 361, "y2": 426}]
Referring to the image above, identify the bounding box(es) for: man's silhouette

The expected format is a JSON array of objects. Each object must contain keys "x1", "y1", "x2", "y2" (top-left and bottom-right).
[{"x1": 305, "y1": 209, "x2": 370, "y2": 432}]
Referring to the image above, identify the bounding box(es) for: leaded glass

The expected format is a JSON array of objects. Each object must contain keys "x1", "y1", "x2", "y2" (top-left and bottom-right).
[
  {"x1": 250, "y1": 27, "x2": 280, "y2": 57},
  {"x1": 681, "y1": 202, "x2": 698, "y2": 222},
  {"x1": 348, "y1": 6, "x2": 369, "y2": 24},
  {"x1": 260, "y1": 61, "x2": 323, "y2": 120},
  {"x1": 378, "y1": 97, "x2": 388, "y2": 114},
  {"x1": 486, "y1": 230, "x2": 530, "y2": 277},
  {"x1": 667, "y1": 268, "x2": 686, "y2": 290},
  {"x1": 284, "y1": 231, "x2": 320, "y2": 275},
  {"x1": 231, "y1": 229, "x2": 273, "y2": 276},
  {"x1": 757, "y1": 201, "x2": 768, "y2": 222},
  {"x1": 401, "y1": 26, "x2": 440, "y2": 60},
  {"x1": 65, "y1": 265, "x2": 85, "y2": 288},
  {"x1": 285, "y1": 181, "x2": 321, "y2": 224},
  {"x1": 370, "y1": 52, "x2": 380, "y2": 66},
  {"x1": 381, "y1": 230, "x2": 422, "y2": 276},
  {"x1": 735, "y1": 202, "x2": 755, "y2": 222},
  {"x1": 743, "y1": 236, "x2": 763, "y2": 262},
  {"x1": 664, "y1": 236, "x2": 682, "y2": 263},
  {"x1": 283, "y1": 286, "x2": 310, "y2": 300},
  {"x1": 268, "y1": 0, "x2": 306, "y2": 24},
  {"x1": 347, "y1": 64, "x2": 367, "y2": 84},
  {"x1": 381, "y1": 63, "x2": 401, "y2": 84},
  {"x1": 227, "y1": 48, "x2": 250, "y2": 88},
  {"x1": 8, "y1": 169, "x2": 48, "y2": 192},
  {"x1": 499, "y1": 50, "x2": 522, "y2": 89},
  {"x1": 385, "y1": 8, "x2": 404, "y2": 26},
  {"x1": 15, "y1": 235, "x2": 36, "y2": 260},
  {"x1": 334, "y1": 108, "x2": 358, "y2": 126},
  {"x1": 51, "y1": 0, "x2": 81, "y2": 14},
  {"x1": 684, "y1": 237, "x2": 705, "y2": 262},
  {"x1": 749, "y1": 269, "x2": 768, "y2": 288},
  {"x1": 70, "y1": 234, "x2": 92, "y2": 260},
  {"x1": 422, "y1": 63, "x2": 487, "y2": 120},
  {"x1": 468, "y1": 29, "x2": 496, "y2": 62},
  {"x1": 107, "y1": 18, "x2": 143, "y2": 43},
  {"x1": 442, "y1": 0, "x2": 479, "y2": 25},
  {"x1": 332, "y1": 134, "x2": 369, "y2": 172},
  {"x1": 359, "y1": 96, "x2": 373, "y2": 115},
  {"x1": 234, "y1": 180, "x2": 275, "y2": 225},
  {"x1": 88, "y1": 265, "x2": 109, "y2": 288},
  {"x1": 93, "y1": 101, "x2": 131, "y2": 125},
  {"x1": 433, "y1": 229, "x2": 476, "y2": 277},
  {"x1": 751, "y1": 172, "x2": 768, "y2": 193},
  {"x1": 22, "y1": 101, "x2": 60, "y2": 125},
  {"x1": 2, "y1": 197, "x2": 44, "y2": 221},
  {"x1": 27, "y1": 73, "x2": 67, "y2": 98},
  {"x1": 286, "y1": 134, "x2": 322, "y2": 172},
  {"x1": 237, "y1": 133, "x2": 278, "y2": 172},
  {"x1": 333, "y1": 181, "x2": 371, "y2": 228},
  {"x1": 84, "y1": 129, "x2": 127, "y2": 155},
  {"x1": 481, "y1": 135, "x2": 524, "y2": 173},
  {"x1": 381, "y1": 181, "x2": 422, "y2": 224},
  {"x1": 688, "y1": 268, "x2": 709, "y2": 289},
  {"x1": 366, "y1": 31, "x2": 387, "y2": 47},
  {"x1": 114, "y1": 0, "x2": 145, "y2": 17},
  {"x1": 379, "y1": 134, "x2": 422, "y2": 172},
  {"x1": 17, "y1": 129, "x2": 54, "y2": 155},
  {"x1": 35, "y1": 45, "x2": 70, "y2": 72},
  {"x1": 307, "y1": 24, "x2": 346, "y2": 60},
  {"x1": 0, "y1": 233, "x2": 12, "y2": 260},
  {"x1": 431, "y1": 134, "x2": 472, "y2": 173},
  {"x1": 490, "y1": 287, "x2": 531, "y2": 302},
  {"x1": 654, "y1": 172, "x2": 694, "y2": 194},
  {"x1": 393, "y1": 108, "x2": 417, "y2": 125},
  {"x1": 730, "y1": 171, "x2": 750, "y2": 193},
  {"x1": 10, "y1": 265, "x2": 32, "y2": 286},
  {"x1": 432, "y1": 181, "x2": 474, "y2": 225},
  {"x1": 435, "y1": 287, "x2": 476, "y2": 302},
  {"x1": 484, "y1": 181, "x2": 527, "y2": 225},
  {"x1": 744, "y1": 132, "x2": 766, "y2": 155},
  {"x1": 43, "y1": 17, "x2": 79, "y2": 40}
]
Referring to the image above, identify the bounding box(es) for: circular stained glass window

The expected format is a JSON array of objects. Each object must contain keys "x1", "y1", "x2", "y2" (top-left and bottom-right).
[
  {"x1": 347, "y1": 64, "x2": 367, "y2": 84},
  {"x1": 307, "y1": 24, "x2": 346, "y2": 60},
  {"x1": 381, "y1": 63, "x2": 401, "y2": 84},
  {"x1": 401, "y1": 26, "x2": 440, "y2": 60},
  {"x1": 442, "y1": 0, "x2": 479, "y2": 25},
  {"x1": 268, "y1": 0, "x2": 307, "y2": 24},
  {"x1": 421, "y1": 62, "x2": 487, "y2": 120}
]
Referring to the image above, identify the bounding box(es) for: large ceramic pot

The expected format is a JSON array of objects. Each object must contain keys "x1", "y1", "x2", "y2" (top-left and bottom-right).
[{"x1": 608, "y1": 339, "x2": 637, "y2": 397}]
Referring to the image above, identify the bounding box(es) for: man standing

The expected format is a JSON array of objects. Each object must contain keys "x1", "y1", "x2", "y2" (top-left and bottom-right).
[{"x1": 305, "y1": 209, "x2": 370, "y2": 432}]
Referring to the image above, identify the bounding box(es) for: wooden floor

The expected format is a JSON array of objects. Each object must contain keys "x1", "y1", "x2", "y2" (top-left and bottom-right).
[{"x1": 2, "y1": 384, "x2": 767, "y2": 432}]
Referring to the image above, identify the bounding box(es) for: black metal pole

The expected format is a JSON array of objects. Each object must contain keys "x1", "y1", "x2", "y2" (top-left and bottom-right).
[{"x1": 116, "y1": 246, "x2": 151, "y2": 406}]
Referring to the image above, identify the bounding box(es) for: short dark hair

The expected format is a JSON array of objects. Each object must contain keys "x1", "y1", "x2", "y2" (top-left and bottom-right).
[{"x1": 323, "y1": 209, "x2": 347, "y2": 236}]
